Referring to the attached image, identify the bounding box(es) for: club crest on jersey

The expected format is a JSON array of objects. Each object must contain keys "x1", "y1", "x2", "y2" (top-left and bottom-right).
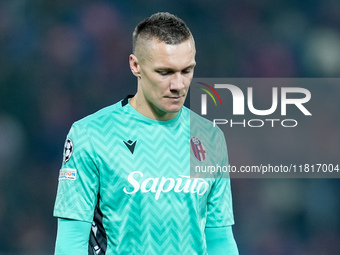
[
  {"x1": 190, "y1": 137, "x2": 206, "y2": 162},
  {"x1": 63, "y1": 138, "x2": 73, "y2": 164}
]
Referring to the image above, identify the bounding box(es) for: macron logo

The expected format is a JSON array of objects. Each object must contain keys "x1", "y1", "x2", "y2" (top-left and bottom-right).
[
  {"x1": 123, "y1": 171, "x2": 209, "y2": 200},
  {"x1": 124, "y1": 140, "x2": 137, "y2": 154}
]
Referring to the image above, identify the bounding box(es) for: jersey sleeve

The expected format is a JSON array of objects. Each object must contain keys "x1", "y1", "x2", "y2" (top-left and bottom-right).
[
  {"x1": 205, "y1": 226, "x2": 239, "y2": 255},
  {"x1": 55, "y1": 218, "x2": 92, "y2": 255},
  {"x1": 53, "y1": 123, "x2": 99, "y2": 223},
  {"x1": 206, "y1": 130, "x2": 235, "y2": 227}
]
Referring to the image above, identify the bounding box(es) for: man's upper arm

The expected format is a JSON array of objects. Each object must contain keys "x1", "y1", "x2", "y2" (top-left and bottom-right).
[
  {"x1": 53, "y1": 123, "x2": 99, "y2": 222},
  {"x1": 206, "y1": 130, "x2": 234, "y2": 227}
]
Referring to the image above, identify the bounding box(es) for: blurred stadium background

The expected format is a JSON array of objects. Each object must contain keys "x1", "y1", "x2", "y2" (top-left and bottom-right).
[{"x1": 0, "y1": 0, "x2": 340, "y2": 254}]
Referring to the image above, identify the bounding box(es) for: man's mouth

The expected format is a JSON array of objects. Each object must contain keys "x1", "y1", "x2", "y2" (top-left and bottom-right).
[{"x1": 165, "y1": 96, "x2": 183, "y2": 101}]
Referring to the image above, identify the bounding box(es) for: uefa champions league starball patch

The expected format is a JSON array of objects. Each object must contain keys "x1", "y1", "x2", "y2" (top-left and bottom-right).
[
  {"x1": 190, "y1": 137, "x2": 206, "y2": 162},
  {"x1": 63, "y1": 138, "x2": 73, "y2": 164}
]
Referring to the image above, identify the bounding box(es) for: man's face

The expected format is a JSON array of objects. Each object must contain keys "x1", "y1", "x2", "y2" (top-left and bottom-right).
[{"x1": 130, "y1": 38, "x2": 196, "y2": 120}]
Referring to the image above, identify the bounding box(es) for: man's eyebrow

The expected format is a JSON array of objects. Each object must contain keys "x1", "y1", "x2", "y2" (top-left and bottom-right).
[
  {"x1": 155, "y1": 64, "x2": 196, "y2": 71},
  {"x1": 183, "y1": 64, "x2": 196, "y2": 70},
  {"x1": 155, "y1": 67, "x2": 173, "y2": 71}
]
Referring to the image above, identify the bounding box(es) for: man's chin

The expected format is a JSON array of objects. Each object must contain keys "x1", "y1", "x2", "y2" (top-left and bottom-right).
[{"x1": 166, "y1": 103, "x2": 184, "y2": 113}]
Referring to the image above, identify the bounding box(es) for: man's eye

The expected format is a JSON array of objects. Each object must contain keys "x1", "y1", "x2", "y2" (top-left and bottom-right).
[
  {"x1": 182, "y1": 68, "x2": 194, "y2": 74},
  {"x1": 157, "y1": 70, "x2": 171, "y2": 76}
]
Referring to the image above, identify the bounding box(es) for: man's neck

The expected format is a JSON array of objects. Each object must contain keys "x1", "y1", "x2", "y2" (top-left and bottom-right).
[{"x1": 129, "y1": 95, "x2": 179, "y2": 121}]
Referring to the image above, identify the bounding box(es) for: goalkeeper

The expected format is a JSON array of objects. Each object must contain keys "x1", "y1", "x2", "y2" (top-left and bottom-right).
[{"x1": 54, "y1": 12, "x2": 239, "y2": 255}]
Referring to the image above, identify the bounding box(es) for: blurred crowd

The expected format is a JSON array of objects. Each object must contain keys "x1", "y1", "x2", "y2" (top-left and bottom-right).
[{"x1": 0, "y1": 0, "x2": 340, "y2": 254}]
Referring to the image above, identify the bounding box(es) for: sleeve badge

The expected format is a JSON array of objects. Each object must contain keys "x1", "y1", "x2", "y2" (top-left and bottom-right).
[{"x1": 63, "y1": 138, "x2": 73, "y2": 164}]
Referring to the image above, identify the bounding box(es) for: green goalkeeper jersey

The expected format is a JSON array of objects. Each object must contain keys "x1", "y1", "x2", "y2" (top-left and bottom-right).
[{"x1": 53, "y1": 96, "x2": 234, "y2": 255}]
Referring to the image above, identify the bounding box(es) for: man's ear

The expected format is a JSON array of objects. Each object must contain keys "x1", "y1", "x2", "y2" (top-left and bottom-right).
[{"x1": 129, "y1": 54, "x2": 141, "y2": 78}]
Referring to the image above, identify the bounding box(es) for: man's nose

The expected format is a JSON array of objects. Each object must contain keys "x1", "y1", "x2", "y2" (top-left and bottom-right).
[{"x1": 170, "y1": 73, "x2": 185, "y2": 91}]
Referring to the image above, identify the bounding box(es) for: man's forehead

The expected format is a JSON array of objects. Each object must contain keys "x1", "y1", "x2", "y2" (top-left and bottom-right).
[{"x1": 141, "y1": 38, "x2": 196, "y2": 67}]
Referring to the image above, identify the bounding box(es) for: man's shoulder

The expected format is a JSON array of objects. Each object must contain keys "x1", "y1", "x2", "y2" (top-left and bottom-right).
[
  {"x1": 188, "y1": 108, "x2": 223, "y2": 131},
  {"x1": 188, "y1": 108, "x2": 210, "y2": 125},
  {"x1": 188, "y1": 108, "x2": 225, "y2": 142},
  {"x1": 72, "y1": 99, "x2": 125, "y2": 129}
]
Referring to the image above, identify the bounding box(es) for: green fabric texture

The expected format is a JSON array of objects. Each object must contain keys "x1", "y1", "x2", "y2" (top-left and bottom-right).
[
  {"x1": 206, "y1": 226, "x2": 239, "y2": 255},
  {"x1": 55, "y1": 218, "x2": 91, "y2": 255}
]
